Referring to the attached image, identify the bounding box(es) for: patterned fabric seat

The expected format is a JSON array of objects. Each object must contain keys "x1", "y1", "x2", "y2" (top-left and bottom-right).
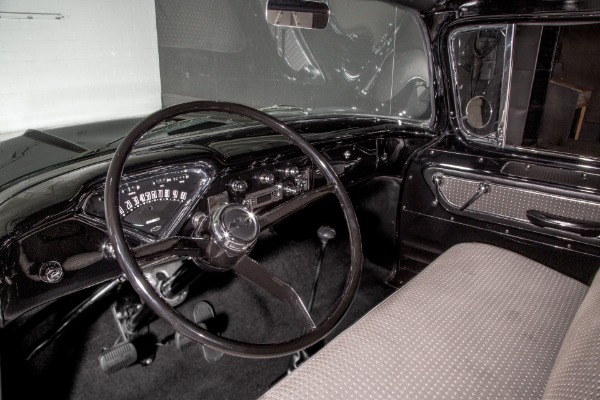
[{"x1": 262, "y1": 243, "x2": 599, "y2": 399}]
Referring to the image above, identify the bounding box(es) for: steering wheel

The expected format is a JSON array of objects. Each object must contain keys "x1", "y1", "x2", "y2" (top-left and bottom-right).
[{"x1": 104, "y1": 101, "x2": 362, "y2": 358}]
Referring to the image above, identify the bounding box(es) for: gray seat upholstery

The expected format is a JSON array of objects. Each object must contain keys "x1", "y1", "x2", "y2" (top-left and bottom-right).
[{"x1": 262, "y1": 243, "x2": 597, "y2": 399}]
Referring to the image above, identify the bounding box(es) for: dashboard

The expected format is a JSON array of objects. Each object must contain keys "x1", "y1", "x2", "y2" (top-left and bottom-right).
[{"x1": 0, "y1": 124, "x2": 420, "y2": 326}]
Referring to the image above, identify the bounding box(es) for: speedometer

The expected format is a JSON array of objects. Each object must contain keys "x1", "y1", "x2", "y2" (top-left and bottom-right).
[{"x1": 83, "y1": 163, "x2": 212, "y2": 240}]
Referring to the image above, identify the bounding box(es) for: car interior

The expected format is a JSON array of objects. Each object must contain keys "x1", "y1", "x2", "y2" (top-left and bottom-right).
[{"x1": 0, "y1": 0, "x2": 599, "y2": 399}]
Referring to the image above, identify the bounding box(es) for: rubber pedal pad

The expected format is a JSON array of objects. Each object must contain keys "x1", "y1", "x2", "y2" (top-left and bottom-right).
[
  {"x1": 193, "y1": 301, "x2": 224, "y2": 362},
  {"x1": 174, "y1": 301, "x2": 224, "y2": 362},
  {"x1": 98, "y1": 342, "x2": 137, "y2": 374}
]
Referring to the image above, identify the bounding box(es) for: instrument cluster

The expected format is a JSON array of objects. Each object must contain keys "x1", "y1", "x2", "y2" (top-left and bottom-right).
[
  {"x1": 81, "y1": 158, "x2": 313, "y2": 242},
  {"x1": 82, "y1": 163, "x2": 213, "y2": 241}
]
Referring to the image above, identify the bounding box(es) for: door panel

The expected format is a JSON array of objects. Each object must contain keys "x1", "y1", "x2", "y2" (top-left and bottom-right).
[
  {"x1": 423, "y1": 167, "x2": 600, "y2": 245},
  {"x1": 399, "y1": 138, "x2": 600, "y2": 285},
  {"x1": 399, "y1": 17, "x2": 600, "y2": 285}
]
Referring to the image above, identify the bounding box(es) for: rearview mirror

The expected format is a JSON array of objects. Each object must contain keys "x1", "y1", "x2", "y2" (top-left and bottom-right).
[{"x1": 266, "y1": 0, "x2": 329, "y2": 30}]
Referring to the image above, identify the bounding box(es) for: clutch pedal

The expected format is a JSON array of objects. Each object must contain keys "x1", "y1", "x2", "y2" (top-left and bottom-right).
[
  {"x1": 175, "y1": 301, "x2": 224, "y2": 362},
  {"x1": 98, "y1": 342, "x2": 137, "y2": 374}
]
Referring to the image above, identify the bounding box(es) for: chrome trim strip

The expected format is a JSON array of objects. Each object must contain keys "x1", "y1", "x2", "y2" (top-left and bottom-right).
[
  {"x1": 409, "y1": 6, "x2": 436, "y2": 130},
  {"x1": 448, "y1": 24, "x2": 511, "y2": 147},
  {"x1": 497, "y1": 23, "x2": 515, "y2": 148}
]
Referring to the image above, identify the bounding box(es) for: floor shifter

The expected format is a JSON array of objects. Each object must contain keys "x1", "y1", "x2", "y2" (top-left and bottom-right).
[
  {"x1": 308, "y1": 226, "x2": 336, "y2": 312},
  {"x1": 276, "y1": 225, "x2": 336, "y2": 380}
]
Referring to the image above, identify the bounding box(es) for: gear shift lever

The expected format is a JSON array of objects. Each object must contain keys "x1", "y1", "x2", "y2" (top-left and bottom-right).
[
  {"x1": 308, "y1": 226, "x2": 336, "y2": 312},
  {"x1": 271, "y1": 226, "x2": 337, "y2": 385}
]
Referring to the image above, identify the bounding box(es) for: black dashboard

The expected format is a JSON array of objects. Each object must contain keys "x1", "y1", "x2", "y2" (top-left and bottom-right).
[{"x1": 0, "y1": 120, "x2": 430, "y2": 326}]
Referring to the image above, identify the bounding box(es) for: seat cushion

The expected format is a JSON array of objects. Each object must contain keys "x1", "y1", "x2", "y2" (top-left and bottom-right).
[{"x1": 262, "y1": 243, "x2": 589, "y2": 399}]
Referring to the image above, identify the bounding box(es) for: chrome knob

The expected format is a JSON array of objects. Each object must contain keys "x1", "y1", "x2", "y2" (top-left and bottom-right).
[
  {"x1": 282, "y1": 165, "x2": 299, "y2": 178},
  {"x1": 294, "y1": 173, "x2": 306, "y2": 187},
  {"x1": 317, "y1": 226, "x2": 336, "y2": 245},
  {"x1": 258, "y1": 172, "x2": 275, "y2": 185},
  {"x1": 283, "y1": 184, "x2": 301, "y2": 196},
  {"x1": 230, "y1": 180, "x2": 248, "y2": 194}
]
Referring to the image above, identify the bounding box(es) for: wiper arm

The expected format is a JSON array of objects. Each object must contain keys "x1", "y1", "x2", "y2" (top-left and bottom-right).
[{"x1": 24, "y1": 129, "x2": 89, "y2": 153}]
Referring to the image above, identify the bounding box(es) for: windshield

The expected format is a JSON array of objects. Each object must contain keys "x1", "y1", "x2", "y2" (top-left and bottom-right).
[
  {"x1": 156, "y1": 0, "x2": 431, "y2": 123},
  {"x1": 0, "y1": 0, "x2": 431, "y2": 144}
]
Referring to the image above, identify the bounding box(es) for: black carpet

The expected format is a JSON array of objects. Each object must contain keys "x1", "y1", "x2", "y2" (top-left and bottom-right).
[{"x1": 11, "y1": 227, "x2": 395, "y2": 400}]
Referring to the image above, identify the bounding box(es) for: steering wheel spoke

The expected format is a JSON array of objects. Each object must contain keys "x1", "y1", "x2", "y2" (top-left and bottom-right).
[
  {"x1": 132, "y1": 236, "x2": 208, "y2": 261},
  {"x1": 258, "y1": 184, "x2": 335, "y2": 230},
  {"x1": 233, "y1": 255, "x2": 316, "y2": 331}
]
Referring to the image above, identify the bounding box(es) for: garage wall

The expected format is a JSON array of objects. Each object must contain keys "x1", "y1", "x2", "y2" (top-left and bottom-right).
[
  {"x1": 0, "y1": 0, "x2": 161, "y2": 140},
  {"x1": 553, "y1": 24, "x2": 600, "y2": 141}
]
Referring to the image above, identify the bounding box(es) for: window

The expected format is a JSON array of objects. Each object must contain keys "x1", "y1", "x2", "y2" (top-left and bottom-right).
[{"x1": 450, "y1": 22, "x2": 600, "y2": 159}]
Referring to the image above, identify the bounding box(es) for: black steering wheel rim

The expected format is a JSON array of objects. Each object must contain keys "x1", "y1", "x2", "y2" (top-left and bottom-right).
[{"x1": 104, "y1": 101, "x2": 362, "y2": 358}]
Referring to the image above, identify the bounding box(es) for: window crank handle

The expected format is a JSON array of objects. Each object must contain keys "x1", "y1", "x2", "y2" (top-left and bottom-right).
[
  {"x1": 432, "y1": 173, "x2": 444, "y2": 207},
  {"x1": 459, "y1": 181, "x2": 490, "y2": 211}
]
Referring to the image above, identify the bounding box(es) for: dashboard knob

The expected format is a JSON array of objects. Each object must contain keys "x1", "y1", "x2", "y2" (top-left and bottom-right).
[
  {"x1": 257, "y1": 172, "x2": 275, "y2": 185},
  {"x1": 283, "y1": 184, "x2": 302, "y2": 197},
  {"x1": 294, "y1": 173, "x2": 306, "y2": 187},
  {"x1": 282, "y1": 165, "x2": 299, "y2": 178},
  {"x1": 230, "y1": 180, "x2": 248, "y2": 194}
]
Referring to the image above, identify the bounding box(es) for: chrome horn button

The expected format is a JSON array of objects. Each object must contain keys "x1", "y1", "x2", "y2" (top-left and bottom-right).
[{"x1": 210, "y1": 204, "x2": 259, "y2": 253}]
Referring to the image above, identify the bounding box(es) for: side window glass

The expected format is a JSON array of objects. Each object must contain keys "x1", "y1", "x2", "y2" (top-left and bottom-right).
[
  {"x1": 505, "y1": 24, "x2": 600, "y2": 159},
  {"x1": 449, "y1": 25, "x2": 512, "y2": 146},
  {"x1": 450, "y1": 23, "x2": 600, "y2": 160}
]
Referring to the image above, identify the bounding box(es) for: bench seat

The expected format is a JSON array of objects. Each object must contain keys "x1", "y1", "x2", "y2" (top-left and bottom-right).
[{"x1": 262, "y1": 243, "x2": 598, "y2": 399}]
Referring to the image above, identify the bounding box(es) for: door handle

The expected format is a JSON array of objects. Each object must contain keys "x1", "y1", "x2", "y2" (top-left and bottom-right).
[{"x1": 526, "y1": 210, "x2": 600, "y2": 237}]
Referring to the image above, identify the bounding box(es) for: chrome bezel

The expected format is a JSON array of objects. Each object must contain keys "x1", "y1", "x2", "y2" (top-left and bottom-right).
[
  {"x1": 448, "y1": 24, "x2": 515, "y2": 148},
  {"x1": 81, "y1": 161, "x2": 215, "y2": 243}
]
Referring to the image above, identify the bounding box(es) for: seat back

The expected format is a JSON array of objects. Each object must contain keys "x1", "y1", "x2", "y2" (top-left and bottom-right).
[{"x1": 542, "y1": 271, "x2": 600, "y2": 399}]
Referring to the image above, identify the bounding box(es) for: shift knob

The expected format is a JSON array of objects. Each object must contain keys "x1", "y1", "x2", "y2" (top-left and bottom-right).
[{"x1": 317, "y1": 226, "x2": 336, "y2": 245}]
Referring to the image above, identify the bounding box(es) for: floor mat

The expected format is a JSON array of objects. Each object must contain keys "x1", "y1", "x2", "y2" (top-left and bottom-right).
[{"x1": 14, "y1": 229, "x2": 395, "y2": 400}]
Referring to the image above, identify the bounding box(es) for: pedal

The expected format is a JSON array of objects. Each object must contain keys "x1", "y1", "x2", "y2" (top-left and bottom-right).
[
  {"x1": 193, "y1": 301, "x2": 224, "y2": 362},
  {"x1": 174, "y1": 332, "x2": 196, "y2": 352},
  {"x1": 175, "y1": 301, "x2": 224, "y2": 362},
  {"x1": 98, "y1": 342, "x2": 137, "y2": 374}
]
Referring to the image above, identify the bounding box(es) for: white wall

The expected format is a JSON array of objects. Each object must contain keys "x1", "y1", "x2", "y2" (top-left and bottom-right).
[{"x1": 0, "y1": 0, "x2": 161, "y2": 140}]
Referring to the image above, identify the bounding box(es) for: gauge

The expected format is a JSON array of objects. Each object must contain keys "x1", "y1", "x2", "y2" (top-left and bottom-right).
[{"x1": 83, "y1": 164, "x2": 212, "y2": 240}]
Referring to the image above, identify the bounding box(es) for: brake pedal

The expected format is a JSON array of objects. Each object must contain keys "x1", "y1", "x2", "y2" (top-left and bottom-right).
[
  {"x1": 98, "y1": 342, "x2": 137, "y2": 374},
  {"x1": 193, "y1": 301, "x2": 224, "y2": 362},
  {"x1": 175, "y1": 301, "x2": 223, "y2": 362},
  {"x1": 175, "y1": 332, "x2": 196, "y2": 352}
]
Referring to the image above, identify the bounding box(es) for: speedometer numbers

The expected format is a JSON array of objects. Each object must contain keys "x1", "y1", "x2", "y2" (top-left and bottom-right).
[
  {"x1": 119, "y1": 172, "x2": 194, "y2": 236},
  {"x1": 83, "y1": 165, "x2": 212, "y2": 240},
  {"x1": 121, "y1": 186, "x2": 187, "y2": 217}
]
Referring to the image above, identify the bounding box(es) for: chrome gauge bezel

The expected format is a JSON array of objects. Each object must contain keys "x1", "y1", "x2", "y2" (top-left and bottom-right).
[{"x1": 80, "y1": 162, "x2": 215, "y2": 243}]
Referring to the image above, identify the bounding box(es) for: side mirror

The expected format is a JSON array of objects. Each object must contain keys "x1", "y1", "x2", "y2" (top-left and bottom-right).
[{"x1": 266, "y1": 0, "x2": 330, "y2": 30}]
